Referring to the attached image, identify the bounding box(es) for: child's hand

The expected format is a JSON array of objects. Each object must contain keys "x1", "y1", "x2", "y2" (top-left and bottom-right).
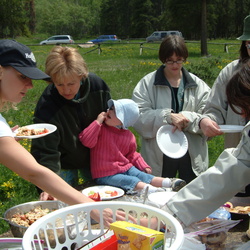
[
  {"x1": 145, "y1": 168, "x2": 152, "y2": 174},
  {"x1": 96, "y1": 112, "x2": 107, "y2": 124}
]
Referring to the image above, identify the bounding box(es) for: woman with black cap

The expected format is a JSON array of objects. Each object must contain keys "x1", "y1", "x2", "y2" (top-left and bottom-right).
[{"x1": 0, "y1": 39, "x2": 127, "y2": 226}]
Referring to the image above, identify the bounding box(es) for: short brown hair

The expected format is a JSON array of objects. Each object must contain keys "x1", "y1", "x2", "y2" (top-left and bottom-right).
[
  {"x1": 226, "y1": 60, "x2": 250, "y2": 119},
  {"x1": 158, "y1": 35, "x2": 188, "y2": 63},
  {"x1": 45, "y1": 46, "x2": 88, "y2": 84}
]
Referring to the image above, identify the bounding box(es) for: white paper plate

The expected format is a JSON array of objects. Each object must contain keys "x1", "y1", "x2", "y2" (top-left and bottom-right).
[
  {"x1": 82, "y1": 185, "x2": 124, "y2": 200},
  {"x1": 13, "y1": 123, "x2": 57, "y2": 139},
  {"x1": 148, "y1": 191, "x2": 177, "y2": 208},
  {"x1": 156, "y1": 125, "x2": 188, "y2": 159},
  {"x1": 219, "y1": 125, "x2": 244, "y2": 133}
]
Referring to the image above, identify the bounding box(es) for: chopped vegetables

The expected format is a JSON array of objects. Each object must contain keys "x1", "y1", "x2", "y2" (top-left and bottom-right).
[
  {"x1": 16, "y1": 127, "x2": 49, "y2": 136},
  {"x1": 88, "y1": 192, "x2": 101, "y2": 201},
  {"x1": 87, "y1": 190, "x2": 119, "y2": 200}
]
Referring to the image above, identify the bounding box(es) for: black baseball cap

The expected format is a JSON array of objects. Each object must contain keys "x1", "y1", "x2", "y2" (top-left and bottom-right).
[{"x1": 0, "y1": 39, "x2": 50, "y2": 80}]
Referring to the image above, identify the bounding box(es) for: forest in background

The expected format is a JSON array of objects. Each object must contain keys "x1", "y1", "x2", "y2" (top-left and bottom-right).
[{"x1": 0, "y1": 0, "x2": 250, "y2": 40}]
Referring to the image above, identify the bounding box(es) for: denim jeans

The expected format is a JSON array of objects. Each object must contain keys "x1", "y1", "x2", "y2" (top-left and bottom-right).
[{"x1": 95, "y1": 166, "x2": 154, "y2": 191}]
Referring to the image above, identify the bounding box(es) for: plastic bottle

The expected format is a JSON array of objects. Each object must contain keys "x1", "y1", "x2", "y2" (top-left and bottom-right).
[{"x1": 208, "y1": 206, "x2": 231, "y2": 220}]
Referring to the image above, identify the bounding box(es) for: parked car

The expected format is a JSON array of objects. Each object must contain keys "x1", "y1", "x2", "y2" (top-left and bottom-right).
[
  {"x1": 88, "y1": 35, "x2": 120, "y2": 44},
  {"x1": 146, "y1": 31, "x2": 183, "y2": 42},
  {"x1": 39, "y1": 35, "x2": 74, "y2": 45}
]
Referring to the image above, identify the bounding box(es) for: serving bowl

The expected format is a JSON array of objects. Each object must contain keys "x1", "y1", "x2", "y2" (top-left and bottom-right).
[
  {"x1": 228, "y1": 196, "x2": 250, "y2": 218},
  {"x1": 4, "y1": 200, "x2": 67, "y2": 237},
  {"x1": 4, "y1": 200, "x2": 87, "y2": 248}
]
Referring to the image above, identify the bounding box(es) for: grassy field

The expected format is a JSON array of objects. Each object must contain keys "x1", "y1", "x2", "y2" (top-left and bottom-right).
[{"x1": 0, "y1": 37, "x2": 240, "y2": 233}]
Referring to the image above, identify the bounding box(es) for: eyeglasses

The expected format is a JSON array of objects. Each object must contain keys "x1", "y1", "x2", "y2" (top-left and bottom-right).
[{"x1": 165, "y1": 60, "x2": 184, "y2": 65}]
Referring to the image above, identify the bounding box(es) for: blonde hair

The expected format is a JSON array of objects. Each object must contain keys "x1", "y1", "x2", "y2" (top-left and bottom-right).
[
  {"x1": 45, "y1": 46, "x2": 88, "y2": 84},
  {"x1": 0, "y1": 101, "x2": 17, "y2": 112}
]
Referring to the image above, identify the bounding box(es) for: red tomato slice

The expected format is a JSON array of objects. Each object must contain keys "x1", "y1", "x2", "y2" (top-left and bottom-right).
[
  {"x1": 88, "y1": 192, "x2": 101, "y2": 201},
  {"x1": 38, "y1": 128, "x2": 49, "y2": 135},
  {"x1": 111, "y1": 191, "x2": 118, "y2": 197}
]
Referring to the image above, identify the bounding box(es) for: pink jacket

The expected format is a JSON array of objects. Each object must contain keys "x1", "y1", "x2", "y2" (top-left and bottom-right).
[{"x1": 79, "y1": 121, "x2": 151, "y2": 179}]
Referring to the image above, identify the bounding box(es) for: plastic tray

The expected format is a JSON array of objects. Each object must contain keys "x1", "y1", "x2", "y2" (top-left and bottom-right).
[{"x1": 22, "y1": 201, "x2": 184, "y2": 250}]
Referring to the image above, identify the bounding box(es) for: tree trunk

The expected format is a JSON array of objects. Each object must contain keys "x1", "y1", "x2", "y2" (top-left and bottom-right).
[{"x1": 201, "y1": 0, "x2": 208, "y2": 56}]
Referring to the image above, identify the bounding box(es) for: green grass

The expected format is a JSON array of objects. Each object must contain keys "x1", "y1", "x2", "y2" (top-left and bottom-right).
[{"x1": 0, "y1": 38, "x2": 240, "y2": 234}]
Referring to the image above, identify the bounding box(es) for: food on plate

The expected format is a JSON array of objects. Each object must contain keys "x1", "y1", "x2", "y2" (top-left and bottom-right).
[
  {"x1": 88, "y1": 192, "x2": 101, "y2": 201},
  {"x1": 10, "y1": 206, "x2": 52, "y2": 227},
  {"x1": 223, "y1": 201, "x2": 250, "y2": 214},
  {"x1": 87, "y1": 190, "x2": 119, "y2": 200},
  {"x1": 223, "y1": 202, "x2": 233, "y2": 209},
  {"x1": 16, "y1": 126, "x2": 49, "y2": 136},
  {"x1": 229, "y1": 205, "x2": 250, "y2": 214},
  {"x1": 105, "y1": 190, "x2": 118, "y2": 197}
]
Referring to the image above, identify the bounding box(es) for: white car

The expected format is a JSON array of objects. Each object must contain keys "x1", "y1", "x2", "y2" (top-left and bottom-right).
[
  {"x1": 40, "y1": 35, "x2": 74, "y2": 45},
  {"x1": 146, "y1": 31, "x2": 183, "y2": 42}
]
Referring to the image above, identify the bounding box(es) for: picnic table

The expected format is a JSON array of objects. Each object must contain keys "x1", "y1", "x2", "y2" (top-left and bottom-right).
[
  {"x1": 1, "y1": 183, "x2": 250, "y2": 249},
  {"x1": 0, "y1": 213, "x2": 249, "y2": 249}
]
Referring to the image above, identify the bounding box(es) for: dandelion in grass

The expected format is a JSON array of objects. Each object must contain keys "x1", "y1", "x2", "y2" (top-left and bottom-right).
[
  {"x1": 7, "y1": 191, "x2": 14, "y2": 198},
  {"x1": 148, "y1": 62, "x2": 157, "y2": 66},
  {"x1": 20, "y1": 139, "x2": 31, "y2": 152},
  {"x1": 222, "y1": 59, "x2": 232, "y2": 64},
  {"x1": 8, "y1": 121, "x2": 13, "y2": 126},
  {"x1": 79, "y1": 178, "x2": 84, "y2": 185},
  {"x1": 1, "y1": 180, "x2": 15, "y2": 189}
]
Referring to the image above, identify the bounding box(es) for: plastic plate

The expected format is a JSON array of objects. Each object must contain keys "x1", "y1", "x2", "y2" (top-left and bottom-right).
[
  {"x1": 13, "y1": 123, "x2": 57, "y2": 139},
  {"x1": 156, "y1": 125, "x2": 188, "y2": 159},
  {"x1": 219, "y1": 125, "x2": 244, "y2": 133},
  {"x1": 148, "y1": 191, "x2": 177, "y2": 208},
  {"x1": 82, "y1": 186, "x2": 124, "y2": 200}
]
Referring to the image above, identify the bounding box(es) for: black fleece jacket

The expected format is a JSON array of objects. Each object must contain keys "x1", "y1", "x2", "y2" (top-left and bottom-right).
[{"x1": 31, "y1": 73, "x2": 111, "y2": 181}]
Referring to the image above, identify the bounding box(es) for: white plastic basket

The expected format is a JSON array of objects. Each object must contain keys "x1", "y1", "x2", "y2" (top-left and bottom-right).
[{"x1": 22, "y1": 201, "x2": 184, "y2": 250}]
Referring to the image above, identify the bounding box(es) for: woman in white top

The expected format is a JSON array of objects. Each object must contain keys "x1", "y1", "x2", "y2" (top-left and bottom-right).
[{"x1": 0, "y1": 39, "x2": 126, "y2": 226}]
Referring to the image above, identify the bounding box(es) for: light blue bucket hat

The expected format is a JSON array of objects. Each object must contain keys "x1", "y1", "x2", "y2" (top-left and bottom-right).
[
  {"x1": 107, "y1": 99, "x2": 139, "y2": 129},
  {"x1": 237, "y1": 15, "x2": 250, "y2": 41}
]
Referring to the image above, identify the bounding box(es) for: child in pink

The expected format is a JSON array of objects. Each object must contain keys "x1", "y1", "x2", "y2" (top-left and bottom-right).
[{"x1": 79, "y1": 99, "x2": 186, "y2": 194}]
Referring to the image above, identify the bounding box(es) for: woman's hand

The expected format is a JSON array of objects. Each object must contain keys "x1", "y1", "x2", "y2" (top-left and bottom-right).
[
  {"x1": 39, "y1": 191, "x2": 57, "y2": 201},
  {"x1": 200, "y1": 118, "x2": 223, "y2": 137},
  {"x1": 170, "y1": 113, "x2": 189, "y2": 132},
  {"x1": 11, "y1": 125, "x2": 19, "y2": 132}
]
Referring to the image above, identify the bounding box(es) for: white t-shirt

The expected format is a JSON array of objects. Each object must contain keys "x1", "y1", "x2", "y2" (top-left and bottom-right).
[{"x1": 0, "y1": 114, "x2": 13, "y2": 137}]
